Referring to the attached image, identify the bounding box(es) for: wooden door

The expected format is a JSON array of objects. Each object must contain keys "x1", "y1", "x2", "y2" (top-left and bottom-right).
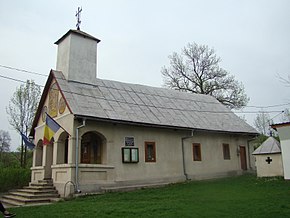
[{"x1": 240, "y1": 146, "x2": 247, "y2": 170}]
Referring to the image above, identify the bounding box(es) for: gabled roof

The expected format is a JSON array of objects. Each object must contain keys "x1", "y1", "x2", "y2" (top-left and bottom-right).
[
  {"x1": 271, "y1": 122, "x2": 290, "y2": 130},
  {"x1": 51, "y1": 70, "x2": 257, "y2": 134},
  {"x1": 252, "y1": 137, "x2": 281, "y2": 155}
]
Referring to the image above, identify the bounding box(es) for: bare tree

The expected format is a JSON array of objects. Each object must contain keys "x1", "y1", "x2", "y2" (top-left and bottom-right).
[
  {"x1": 6, "y1": 80, "x2": 41, "y2": 167},
  {"x1": 254, "y1": 111, "x2": 271, "y2": 135},
  {"x1": 281, "y1": 109, "x2": 290, "y2": 122},
  {"x1": 278, "y1": 74, "x2": 290, "y2": 87},
  {"x1": 276, "y1": 73, "x2": 290, "y2": 122},
  {"x1": 162, "y1": 43, "x2": 249, "y2": 109}
]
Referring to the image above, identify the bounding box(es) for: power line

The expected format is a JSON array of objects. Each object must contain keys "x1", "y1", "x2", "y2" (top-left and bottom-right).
[
  {"x1": 0, "y1": 64, "x2": 47, "y2": 77},
  {"x1": 245, "y1": 102, "x2": 290, "y2": 109},
  {"x1": 0, "y1": 74, "x2": 37, "y2": 84}
]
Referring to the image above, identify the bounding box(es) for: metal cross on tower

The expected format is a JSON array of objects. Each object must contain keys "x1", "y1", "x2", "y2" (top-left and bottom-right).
[{"x1": 75, "y1": 7, "x2": 82, "y2": 30}]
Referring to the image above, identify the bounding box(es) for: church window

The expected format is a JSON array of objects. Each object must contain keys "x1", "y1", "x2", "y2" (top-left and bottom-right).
[
  {"x1": 145, "y1": 141, "x2": 156, "y2": 162},
  {"x1": 122, "y1": 147, "x2": 139, "y2": 163},
  {"x1": 193, "y1": 143, "x2": 202, "y2": 161},
  {"x1": 223, "y1": 143, "x2": 231, "y2": 160}
]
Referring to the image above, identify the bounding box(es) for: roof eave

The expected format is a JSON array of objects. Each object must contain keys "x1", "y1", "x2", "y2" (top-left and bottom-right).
[
  {"x1": 252, "y1": 152, "x2": 281, "y2": 155},
  {"x1": 54, "y1": 29, "x2": 101, "y2": 45},
  {"x1": 74, "y1": 114, "x2": 259, "y2": 136},
  {"x1": 271, "y1": 122, "x2": 290, "y2": 130}
]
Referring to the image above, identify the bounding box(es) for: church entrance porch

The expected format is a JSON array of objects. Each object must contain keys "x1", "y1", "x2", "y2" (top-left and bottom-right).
[
  {"x1": 75, "y1": 131, "x2": 116, "y2": 193},
  {"x1": 49, "y1": 130, "x2": 116, "y2": 197},
  {"x1": 31, "y1": 139, "x2": 54, "y2": 182},
  {"x1": 80, "y1": 131, "x2": 105, "y2": 164},
  {"x1": 43, "y1": 142, "x2": 54, "y2": 179}
]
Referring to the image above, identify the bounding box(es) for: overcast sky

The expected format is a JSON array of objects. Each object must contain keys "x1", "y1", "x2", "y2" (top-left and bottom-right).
[{"x1": 1, "y1": 0, "x2": 290, "y2": 150}]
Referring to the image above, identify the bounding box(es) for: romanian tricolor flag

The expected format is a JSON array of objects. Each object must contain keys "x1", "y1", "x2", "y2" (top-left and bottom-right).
[{"x1": 43, "y1": 113, "x2": 61, "y2": 145}]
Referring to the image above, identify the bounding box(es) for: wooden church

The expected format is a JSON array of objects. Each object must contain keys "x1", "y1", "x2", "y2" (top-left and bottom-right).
[{"x1": 29, "y1": 29, "x2": 258, "y2": 197}]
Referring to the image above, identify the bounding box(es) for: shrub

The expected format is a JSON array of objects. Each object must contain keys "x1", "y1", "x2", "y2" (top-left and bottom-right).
[{"x1": 0, "y1": 167, "x2": 31, "y2": 192}]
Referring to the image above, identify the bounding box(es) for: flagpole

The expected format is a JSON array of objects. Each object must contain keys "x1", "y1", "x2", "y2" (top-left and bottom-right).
[{"x1": 45, "y1": 112, "x2": 71, "y2": 136}]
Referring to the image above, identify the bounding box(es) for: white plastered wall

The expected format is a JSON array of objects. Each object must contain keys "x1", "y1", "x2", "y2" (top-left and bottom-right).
[
  {"x1": 254, "y1": 153, "x2": 283, "y2": 177},
  {"x1": 276, "y1": 126, "x2": 290, "y2": 179}
]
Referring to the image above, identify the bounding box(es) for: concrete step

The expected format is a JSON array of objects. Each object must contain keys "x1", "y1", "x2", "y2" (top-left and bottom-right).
[
  {"x1": 9, "y1": 191, "x2": 60, "y2": 199},
  {"x1": 38, "y1": 179, "x2": 53, "y2": 183},
  {"x1": 23, "y1": 185, "x2": 56, "y2": 191},
  {"x1": 16, "y1": 188, "x2": 58, "y2": 195},
  {"x1": 1, "y1": 198, "x2": 24, "y2": 207},
  {"x1": 1, "y1": 179, "x2": 61, "y2": 207},
  {"x1": 29, "y1": 183, "x2": 54, "y2": 187},
  {"x1": 2, "y1": 194, "x2": 52, "y2": 204}
]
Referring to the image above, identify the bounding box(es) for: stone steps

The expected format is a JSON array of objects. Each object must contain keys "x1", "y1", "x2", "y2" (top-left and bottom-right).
[
  {"x1": 1, "y1": 179, "x2": 61, "y2": 208},
  {"x1": 15, "y1": 188, "x2": 58, "y2": 195}
]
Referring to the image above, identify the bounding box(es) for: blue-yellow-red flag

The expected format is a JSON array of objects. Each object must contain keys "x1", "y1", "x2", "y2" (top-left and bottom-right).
[{"x1": 43, "y1": 113, "x2": 61, "y2": 145}]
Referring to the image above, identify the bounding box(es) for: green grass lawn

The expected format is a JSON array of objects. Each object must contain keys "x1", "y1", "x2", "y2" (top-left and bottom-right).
[{"x1": 9, "y1": 174, "x2": 290, "y2": 217}]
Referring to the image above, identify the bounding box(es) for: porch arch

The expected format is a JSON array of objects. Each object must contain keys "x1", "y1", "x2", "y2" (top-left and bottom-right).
[
  {"x1": 44, "y1": 137, "x2": 54, "y2": 179},
  {"x1": 35, "y1": 140, "x2": 43, "y2": 167},
  {"x1": 80, "y1": 131, "x2": 107, "y2": 164},
  {"x1": 56, "y1": 131, "x2": 69, "y2": 164}
]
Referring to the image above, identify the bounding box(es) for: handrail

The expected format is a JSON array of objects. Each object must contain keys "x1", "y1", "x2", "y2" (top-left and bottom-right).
[{"x1": 63, "y1": 180, "x2": 76, "y2": 197}]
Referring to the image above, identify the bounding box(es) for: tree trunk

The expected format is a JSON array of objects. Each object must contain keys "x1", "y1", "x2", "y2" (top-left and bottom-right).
[
  {"x1": 20, "y1": 141, "x2": 24, "y2": 167},
  {"x1": 24, "y1": 145, "x2": 27, "y2": 167}
]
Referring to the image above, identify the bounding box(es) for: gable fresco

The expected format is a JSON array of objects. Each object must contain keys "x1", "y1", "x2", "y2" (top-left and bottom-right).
[
  {"x1": 48, "y1": 82, "x2": 59, "y2": 117},
  {"x1": 36, "y1": 78, "x2": 69, "y2": 127}
]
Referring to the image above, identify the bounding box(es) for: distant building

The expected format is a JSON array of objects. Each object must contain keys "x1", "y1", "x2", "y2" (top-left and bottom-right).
[
  {"x1": 252, "y1": 137, "x2": 283, "y2": 177},
  {"x1": 271, "y1": 122, "x2": 290, "y2": 179},
  {"x1": 30, "y1": 29, "x2": 258, "y2": 197}
]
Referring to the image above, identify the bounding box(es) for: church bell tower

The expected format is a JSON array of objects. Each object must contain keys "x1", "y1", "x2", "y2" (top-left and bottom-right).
[{"x1": 54, "y1": 29, "x2": 101, "y2": 84}]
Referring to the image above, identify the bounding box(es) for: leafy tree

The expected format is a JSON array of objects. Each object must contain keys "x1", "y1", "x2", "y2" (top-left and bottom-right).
[
  {"x1": 0, "y1": 130, "x2": 12, "y2": 167},
  {"x1": 254, "y1": 111, "x2": 271, "y2": 136},
  {"x1": 6, "y1": 80, "x2": 41, "y2": 167},
  {"x1": 161, "y1": 43, "x2": 249, "y2": 109},
  {"x1": 0, "y1": 130, "x2": 11, "y2": 162}
]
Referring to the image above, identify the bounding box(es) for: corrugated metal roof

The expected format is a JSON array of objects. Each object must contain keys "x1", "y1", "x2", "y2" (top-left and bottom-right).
[
  {"x1": 252, "y1": 137, "x2": 281, "y2": 155},
  {"x1": 53, "y1": 70, "x2": 258, "y2": 134}
]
